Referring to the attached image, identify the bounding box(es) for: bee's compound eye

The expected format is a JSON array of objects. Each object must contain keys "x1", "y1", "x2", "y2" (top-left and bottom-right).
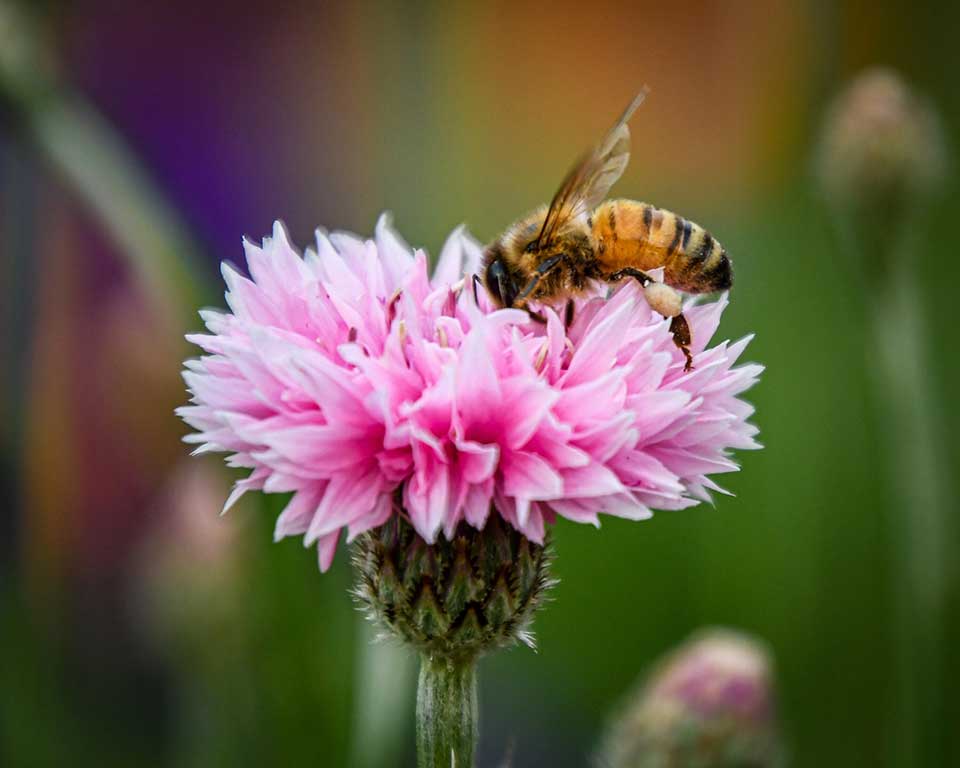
[
  {"x1": 484, "y1": 258, "x2": 517, "y2": 308},
  {"x1": 523, "y1": 241, "x2": 537, "y2": 254},
  {"x1": 484, "y1": 260, "x2": 504, "y2": 304}
]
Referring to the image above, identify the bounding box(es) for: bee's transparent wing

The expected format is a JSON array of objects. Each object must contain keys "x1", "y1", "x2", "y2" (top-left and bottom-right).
[{"x1": 536, "y1": 87, "x2": 649, "y2": 247}]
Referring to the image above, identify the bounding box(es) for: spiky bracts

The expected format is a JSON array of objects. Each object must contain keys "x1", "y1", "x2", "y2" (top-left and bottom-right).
[{"x1": 352, "y1": 511, "x2": 555, "y2": 661}]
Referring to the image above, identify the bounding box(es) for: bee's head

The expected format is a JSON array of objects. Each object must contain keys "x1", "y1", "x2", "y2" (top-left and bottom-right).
[{"x1": 481, "y1": 244, "x2": 518, "y2": 308}]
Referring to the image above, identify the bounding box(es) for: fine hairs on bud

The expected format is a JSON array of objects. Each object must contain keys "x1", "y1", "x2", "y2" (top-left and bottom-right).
[{"x1": 352, "y1": 511, "x2": 556, "y2": 662}]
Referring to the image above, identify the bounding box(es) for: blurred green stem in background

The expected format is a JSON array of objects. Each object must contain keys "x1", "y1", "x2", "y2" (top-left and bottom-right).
[
  {"x1": 352, "y1": 621, "x2": 416, "y2": 768},
  {"x1": 817, "y1": 68, "x2": 950, "y2": 766},
  {"x1": 0, "y1": 0, "x2": 214, "y2": 318},
  {"x1": 417, "y1": 654, "x2": 478, "y2": 768},
  {"x1": 867, "y1": 263, "x2": 949, "y2": 766},
  {"x1": 0, "y1": 103, "x2": 37, "y2": 495}
]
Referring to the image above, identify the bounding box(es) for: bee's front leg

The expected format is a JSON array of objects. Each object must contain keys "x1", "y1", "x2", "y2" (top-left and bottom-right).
[
  {"x1": 525, "y1": 308, "x2": 548, "y2": 324},
  {"x1": 471, "y1": 273, "x2": 481, "y2": 303},
  {"x1": 510, "y1": 293, "x2": 548, "y2": 324},
  {"x1": 517, "y1": 255, "x2": 564, "y2": 303}
]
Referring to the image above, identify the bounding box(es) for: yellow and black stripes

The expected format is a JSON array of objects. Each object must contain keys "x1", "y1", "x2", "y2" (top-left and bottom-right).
[
  {"x1": 671, "y1": 220, "x2": 732, "y2": 292},
  {"x1": 592, "y1": 200, "x2": 733, "y2": 294}
]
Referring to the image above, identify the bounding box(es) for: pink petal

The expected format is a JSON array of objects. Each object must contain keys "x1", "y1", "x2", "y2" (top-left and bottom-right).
[
  {"x1": 463, "y1": 481, "x2": 493, "y2": 528},
  {"x1": 432, "y1": 224, "x2": 467, "y2": 287},
  {"x1": 459, "y1": 230, "x2": 485, "y2": 277},
  {"x1": 456, "y1": 439, "x2": 499, "y2": 484},
  {"x1": 375, "y1": 213, "x2": 415, "y2": 289},
  {"x1": 500, "y1": 378, "x2": 558, "y2": 449},
  {"x1": 561, "y1": 463, "x2": 625, "y2": 498},
  {"x1": 501, "y1": 451, "x2": 563, "y2": 500},
  {"x1": 562, "y1": 298, "x2": 637, "y2": 386},
  {"x1": 305, "y1": 469, "x2": 382, "y2": 544},
  {"x1": 347, "y1": 492, "x2": 394, "y2": 541},
  {"x1": 317, "y1": 531, "x2": 340, "y2": 572},
  {"x1": 404, "y1": 460, "x2": 450, "y2": 542},
  {"x1": 274, "y1": 486, "x2": 324, "y2": 541}
]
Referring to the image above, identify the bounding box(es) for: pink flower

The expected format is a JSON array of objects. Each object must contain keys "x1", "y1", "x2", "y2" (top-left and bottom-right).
[{"x1": 178, "y1": 217, "x2": 761, "y2": 571}]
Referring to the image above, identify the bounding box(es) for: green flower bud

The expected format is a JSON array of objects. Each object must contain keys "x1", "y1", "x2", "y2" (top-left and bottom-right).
[
  {"x1": 601, "y1": 629, "x2": 783, "y2": 768},
  {"x1": 816, "y1": 68, "x2": 946, "y2": 261},
  {"x1": 352, "y1": 513, "x2": 554, "y2": 663}
]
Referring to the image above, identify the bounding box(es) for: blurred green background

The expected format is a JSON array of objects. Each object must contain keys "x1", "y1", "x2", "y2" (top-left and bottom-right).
[{"x1": 1, "y1": 1, "x2": 958, "y2": 766}]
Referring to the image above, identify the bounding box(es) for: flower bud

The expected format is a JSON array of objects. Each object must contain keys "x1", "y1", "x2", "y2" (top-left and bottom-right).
[
  {"x1": 601, "y1": 629, "x2": 782, "y2": 768},
  {"x1": 352, "y1": 512, "x2": 554, "y2": 662},
  {"x1": 817, "y1": 68, "x2": 946, "y2": 219}
]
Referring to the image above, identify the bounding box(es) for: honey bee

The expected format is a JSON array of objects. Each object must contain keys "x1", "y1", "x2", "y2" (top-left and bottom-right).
[{"x1": 481, "y1": 89, "x2": 732, "y2": 370}]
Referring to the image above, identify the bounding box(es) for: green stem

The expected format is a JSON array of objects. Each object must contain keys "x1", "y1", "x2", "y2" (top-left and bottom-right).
[
  {"x1": 351, "y1": 618, "x2": 416, "y2": 768},
  {"x1": 416, "y1": 654, "x2": 478, "y2": 768},
  {"x1": 868, "y1": 261, "x2": 949, "y2": 765}
]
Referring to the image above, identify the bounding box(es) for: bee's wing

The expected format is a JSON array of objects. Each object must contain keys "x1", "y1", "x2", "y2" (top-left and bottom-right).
[{"x1": 536, "y1": 87, "x2": 649, "y2": 247}]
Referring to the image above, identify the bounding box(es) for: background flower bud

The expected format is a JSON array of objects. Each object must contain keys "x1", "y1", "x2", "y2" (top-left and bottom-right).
[
  {"x1": 817, "y1": 67, "x2": 946, "y2": 221},
  {"x1": 600, "y1": 628, "x2": 782, "y2": 768}
]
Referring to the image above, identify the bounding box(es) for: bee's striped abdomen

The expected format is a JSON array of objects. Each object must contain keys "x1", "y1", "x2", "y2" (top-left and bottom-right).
[
  {"x1": 593, "y1": 200, "x2": 733, "y2": 295},
  {"x1": 666, "y1": 215, "x2": 732, "y2": 293}
]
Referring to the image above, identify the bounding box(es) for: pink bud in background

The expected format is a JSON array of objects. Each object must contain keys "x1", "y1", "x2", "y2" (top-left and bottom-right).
[
  {"x1": 601, "y1": 629, "x2": 782, "y2": 768},
  {"x1": 817, "y1": 67, "x2": 946, "y2": 223}
]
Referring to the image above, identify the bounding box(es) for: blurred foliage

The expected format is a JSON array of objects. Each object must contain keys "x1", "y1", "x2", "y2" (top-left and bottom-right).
[{"x1": 2, "y1": 1, "x2": 959, "y2": 767}]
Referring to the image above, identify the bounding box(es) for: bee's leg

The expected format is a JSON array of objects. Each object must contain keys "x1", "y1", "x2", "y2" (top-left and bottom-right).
[
  {"x1": 608, "y1": 267, "x2": 653, "y2": 287},
  {"x1": 564, "y1": 299, "x2": 575, "y2": 329},
  {"x1": 610, "y1": 269, "x2": 694, "y2": 371},
  {"x1": 517, "y1": 255, "x2": 564, "y2": 303},
  {"x1": 471, "y1": 273, "x2": 482, "y2": 303},
  {"x1": 669, "y1": 314, "x2": 694, "y2": 372},
  {"x1": 525, "y1": 308, "x2": 548, "y2": 324}
]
